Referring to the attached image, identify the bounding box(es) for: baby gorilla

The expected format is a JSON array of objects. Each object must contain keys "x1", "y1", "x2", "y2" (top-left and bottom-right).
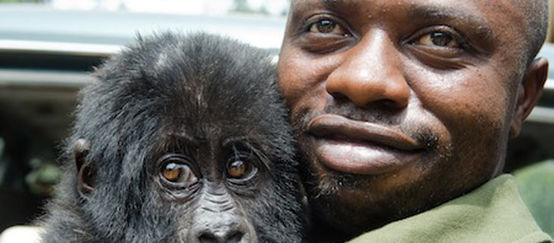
[{"x1": 41, "y1": 33, "x2": 304, "y2": 243}]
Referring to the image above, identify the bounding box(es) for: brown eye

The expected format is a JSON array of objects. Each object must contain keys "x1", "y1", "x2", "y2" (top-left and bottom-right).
[
  {"x1": 309, "y1": 19, "x2": 348, "y2": 36},
  {"x1": 416, "y1": 31, "x2": 459, "y2": 48},
  {"x1": 226, "y1": 155, "x2": 257, "y2": 181},
  {"x1": 161, "y1": 161, "x2": 198, "y2": 184},
  {"x1": 227, "y1": 160, "x2": 249, "y2": 179}
]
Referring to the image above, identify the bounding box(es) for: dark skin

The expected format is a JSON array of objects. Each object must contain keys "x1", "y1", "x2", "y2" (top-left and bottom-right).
[{"x1": 278, "y1": 0, "x2": 548, "y2": 241}]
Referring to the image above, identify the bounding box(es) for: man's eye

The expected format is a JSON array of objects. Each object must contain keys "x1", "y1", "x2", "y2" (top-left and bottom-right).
[
  {"x1": 309, "y1": 19, "x2": 348, "y2": 36},
  {"x1": 159, "y1": 156, "x2": 199, "y2": 184},
  {"x1": 415, "y1": 31, "x2": 460, "y2": 48}
]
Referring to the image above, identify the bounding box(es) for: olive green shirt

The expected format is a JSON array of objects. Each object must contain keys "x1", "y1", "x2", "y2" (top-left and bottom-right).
[{"x1": 349, "y1": 175, "x2": 552, "y2": 243}]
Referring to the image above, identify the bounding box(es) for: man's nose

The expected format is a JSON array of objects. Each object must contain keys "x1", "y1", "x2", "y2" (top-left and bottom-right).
[{"x1": 326, "y1": 30, "x2": 410, "y2": 109}]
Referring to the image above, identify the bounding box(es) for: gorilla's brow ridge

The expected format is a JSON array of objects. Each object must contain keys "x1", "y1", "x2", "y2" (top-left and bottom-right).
[{"x1": 155, "y1": 133, "x2": 199, "y2": 154}]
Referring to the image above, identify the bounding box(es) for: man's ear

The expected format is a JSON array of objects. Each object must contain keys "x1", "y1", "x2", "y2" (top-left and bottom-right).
[
  {"x1": 510, "y1": 57, "x2": 549, "y2": 137},
  {"x1": 73, "y1": 139, "x2": 96, "y2": 196}
]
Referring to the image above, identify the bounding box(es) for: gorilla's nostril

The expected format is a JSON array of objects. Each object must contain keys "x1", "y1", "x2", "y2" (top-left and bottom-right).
[
  {"x1": 198, "y1": 231, "x2": 244, "y2": 243},
  {"x1": 198, "y1": 233, "x2": 218, "y2": 243},
  {"x1": 226, "y1": 231, "x2": 244, "y2": 243}
]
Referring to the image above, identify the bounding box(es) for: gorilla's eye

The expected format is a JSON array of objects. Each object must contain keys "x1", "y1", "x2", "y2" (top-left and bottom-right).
[
  {"x1": 162, "y1": 162, "x2": 196, "y2": 183},
  {"x1": 225, "y1": 149, "x2": 258, "y2": 181},
  {"x1": 227, "y1": 159, "x2": 253, "y2": 179},
  {"x1": 159, "y1": 155, "x2": 199, "y2": 184}
]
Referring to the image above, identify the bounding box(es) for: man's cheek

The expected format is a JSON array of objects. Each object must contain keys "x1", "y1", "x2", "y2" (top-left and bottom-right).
[
  {"x1": 412, "y1": 70, "x2": 508, "y2": 132},
  {"x1": 278, "y1": 63, "x2": 308, "y2": 103}
]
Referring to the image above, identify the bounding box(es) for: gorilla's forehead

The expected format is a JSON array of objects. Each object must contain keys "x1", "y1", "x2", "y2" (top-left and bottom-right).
[{"x1": 99, "y1": 33, "x2": 291, "y2": 158}]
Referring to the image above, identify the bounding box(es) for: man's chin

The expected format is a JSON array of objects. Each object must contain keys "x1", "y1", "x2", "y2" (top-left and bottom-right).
[
  {"x1": 299, "y1": 150, "x2": 436, "y2": 236},
  {"x1": 304, "y1": 181, "x2": 393, "y2": 242},
  {"x1": 296, "y1": 134, "x2": 444, "y2": 238},
  {"x1": 300, "y1": 163, "x2": 388, "y2": 234}
]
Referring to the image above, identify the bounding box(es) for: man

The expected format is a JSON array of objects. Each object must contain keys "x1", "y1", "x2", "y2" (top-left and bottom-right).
[{"x1": 277, "y1": 0, "x2": 553, "y2": 242}]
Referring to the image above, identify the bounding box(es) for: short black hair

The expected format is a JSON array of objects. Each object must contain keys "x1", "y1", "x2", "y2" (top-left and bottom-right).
[{"x1": 523, "y1": 0, "x2": 549, "y2": 64}]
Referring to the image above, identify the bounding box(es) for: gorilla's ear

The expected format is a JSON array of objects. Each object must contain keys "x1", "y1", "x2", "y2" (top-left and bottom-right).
[{"x1": 73, "y1": 139, "x2": 96, "y2": 196}]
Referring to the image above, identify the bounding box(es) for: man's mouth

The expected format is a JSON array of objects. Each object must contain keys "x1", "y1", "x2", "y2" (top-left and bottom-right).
[{"x1": 307, "y1": 114, "x2": 424, "y2": 175}]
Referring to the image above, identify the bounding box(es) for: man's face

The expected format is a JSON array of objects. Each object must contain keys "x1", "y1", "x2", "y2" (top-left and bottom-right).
[{"x1": 278, "y1": 0, "x2": 543, "y2": 238}]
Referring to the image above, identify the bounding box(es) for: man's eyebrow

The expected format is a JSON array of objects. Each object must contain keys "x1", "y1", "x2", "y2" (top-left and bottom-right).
[
  {"x1": 410, "y1": 5, "x2": 474, "y2": 20},
  {"x1": 313, "y1": 0, "x2": 355, "y2": 10},
  {"x1": 409, "y1": 5, "x2": 494, "y2": 41},
  {"x1": 319, "y1": 0, "x2": 339, "y2": 8}
]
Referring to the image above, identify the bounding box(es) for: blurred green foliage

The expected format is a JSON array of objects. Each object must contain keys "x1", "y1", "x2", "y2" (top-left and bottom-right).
[
  {"x1": 514, "y1": 160, "x2": 554, "y2": 237},
  {"x1": 25, "y1": 162, "x2": 61, "y2": 196}
]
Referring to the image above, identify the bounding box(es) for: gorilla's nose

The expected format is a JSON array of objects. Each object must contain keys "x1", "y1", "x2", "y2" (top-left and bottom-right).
[
  {"x1": 189, "y1": 212, "x2": 255, "y2": 243},
  {"x1": 198, "y1": 230, "x2": 244, "y2": 243}
]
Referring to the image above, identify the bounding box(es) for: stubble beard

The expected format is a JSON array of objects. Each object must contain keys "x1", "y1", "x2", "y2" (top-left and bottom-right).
[{"x1": 291, "y1": 108, "x2": 463, "y2": 239}]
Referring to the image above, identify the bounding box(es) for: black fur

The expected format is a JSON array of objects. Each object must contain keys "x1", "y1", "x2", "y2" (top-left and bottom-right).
[{"x1": 40, "y1": 33, "x2": 303, "y2": 243}]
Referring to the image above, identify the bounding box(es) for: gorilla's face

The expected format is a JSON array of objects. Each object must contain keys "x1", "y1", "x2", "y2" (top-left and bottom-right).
[{"x1": 44, "y1": 33, "x2": 304, "y2": 243}]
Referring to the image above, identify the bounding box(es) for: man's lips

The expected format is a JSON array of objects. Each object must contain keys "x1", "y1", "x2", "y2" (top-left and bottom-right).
[{"x1": 307, "y1": 114, "x2": 423, "y2": 175}]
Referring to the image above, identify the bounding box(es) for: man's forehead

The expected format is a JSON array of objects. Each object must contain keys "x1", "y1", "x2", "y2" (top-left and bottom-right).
[{"x1": 290, "y1": 0, "x2": 523, "y2": 19}]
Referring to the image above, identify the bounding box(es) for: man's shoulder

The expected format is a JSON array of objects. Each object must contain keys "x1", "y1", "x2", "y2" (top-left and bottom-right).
[
  {"x1": 515, "y1": 160, "x2": 554, "y2": 237},
  {"x1": 349, "y1": 175, "x2": 552, "y2": 243}
]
